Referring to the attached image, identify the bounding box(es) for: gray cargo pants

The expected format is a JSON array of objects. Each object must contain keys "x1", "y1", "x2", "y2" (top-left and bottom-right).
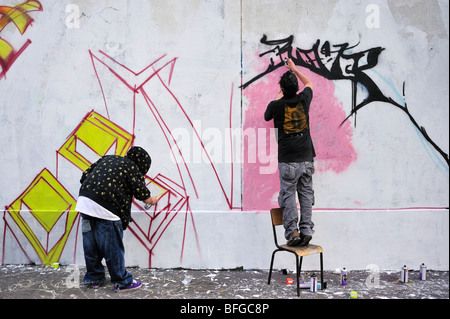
[{"x1": 278, "y1": 162, "x2": 315, "y2": 240}]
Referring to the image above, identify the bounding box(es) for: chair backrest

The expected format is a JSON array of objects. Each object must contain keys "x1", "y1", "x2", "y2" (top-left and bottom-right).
[
  {"x1": 270, "y1": 208, "x2": 283, "y2": 247},
  {"x1": 270, "y1": 208, "x2": 283, "y2": 226}
]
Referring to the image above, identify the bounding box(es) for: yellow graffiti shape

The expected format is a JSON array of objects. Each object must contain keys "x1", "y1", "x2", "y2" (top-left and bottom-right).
[
  {"x1": 0, "y1": 36, "x2": 12, "y2": 60},
  {"x1": 0, "y1": 36, "x2": 31, "y2": 78},
  {"x1": 0, "y1": 0, "x2": 43, "y2": 34},
  {"x1": 58, "y1": 110, "x2": 134, "y2": 172},
  {"x1": 5, "y1": 168, "x2": 78, "y2": 266},
  {"x1": 145, "y1": 176, "x2": 168, "y2": 199}
]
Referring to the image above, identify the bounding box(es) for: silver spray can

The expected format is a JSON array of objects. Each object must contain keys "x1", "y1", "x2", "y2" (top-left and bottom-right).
[
  {"x1": 419, "y1": 263, "x2": 427, "y2": 281},
  {"x1": 400, "y1": 265, "x2": 408, "y2": 283},
  {"x1": 340, "y1": 267, "x2": 348, "y2": 286},
  {"x1": 310, "y1": 274, "x2": 318, "y2": 292}
]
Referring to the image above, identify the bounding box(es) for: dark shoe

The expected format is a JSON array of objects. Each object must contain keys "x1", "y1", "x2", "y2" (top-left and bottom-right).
[
  {"x1": 299, "y1": 234, "x2": 312, "y2": 246},
  {"x1": 114, "y1": 280, "x2": 142, "y2": 292},
  {"x1": 85, "y1": 278, "x2": 106, "y2": 289},
  {"x1": 287, "y1": 230, "x2": 301, "y2": 246}
]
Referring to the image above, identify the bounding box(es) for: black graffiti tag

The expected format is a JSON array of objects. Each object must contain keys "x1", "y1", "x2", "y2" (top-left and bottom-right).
[{"x1": 241, "y1": 35, "x2": 449, "y2": 166}]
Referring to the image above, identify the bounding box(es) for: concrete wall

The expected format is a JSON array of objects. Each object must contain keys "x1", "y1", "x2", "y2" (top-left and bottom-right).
[{"x1": 1, "y1": 0, "x2": 448, "y2": 271}]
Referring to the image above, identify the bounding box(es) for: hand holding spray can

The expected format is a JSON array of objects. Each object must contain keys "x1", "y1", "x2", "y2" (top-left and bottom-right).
[
  {"x1": 420, "y1": 263, "x2": 427, "y2": 281},
  {"x1": 340, "y1": 267, "x2": 348, "y2": 286},
  {"x1": 144, "y1": 196, "x2": 158, "y2": 210}
]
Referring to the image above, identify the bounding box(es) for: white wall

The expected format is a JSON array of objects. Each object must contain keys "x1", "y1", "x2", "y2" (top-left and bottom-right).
[{"x1": 1, "y1": 0, "x2": 448, "y2": 270}]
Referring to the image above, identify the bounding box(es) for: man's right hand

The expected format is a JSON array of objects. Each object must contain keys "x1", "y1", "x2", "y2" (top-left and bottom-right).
[{"x1": 144, "y1": 196, "x2": 158, "y2": 205}]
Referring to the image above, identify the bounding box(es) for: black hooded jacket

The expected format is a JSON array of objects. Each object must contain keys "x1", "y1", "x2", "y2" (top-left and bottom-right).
[{"x1": 78, "y1": 146, "x2": 151, "y2": 229}]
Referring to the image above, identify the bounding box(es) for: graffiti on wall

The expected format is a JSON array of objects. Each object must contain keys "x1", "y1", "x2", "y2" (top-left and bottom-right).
[
  {"x1": 241, "y1": 34, "x2": 448, "y2": 210},
  {"x1": 89, "y1": 50, "x2": 239, "y2": 210},
  {"x1": 3, "y1": 168, "x2": 79, "y2": 266},
  {"x1": 3, "y1": 47, "x2": 241, "y2": 266},
  {"x1": 2, "y1": 15, "x2": 447, "y2": 267},
  {"x1": 88, "y1": 50, "x2": 206, "y2": 266},
  {"x1": 242, "y1": 35, "x2": 449, "y2": 167},
  {"x1": 2, "y1": 111, "x2": 134, "y2": 266},
  {"x1": 0, "y1": 0, "x2": 42, "y2": 79}
]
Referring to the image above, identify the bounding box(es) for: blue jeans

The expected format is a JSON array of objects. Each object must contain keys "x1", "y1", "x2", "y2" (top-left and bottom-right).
[
  {"x1": 81, "y1": 214, "x2": 133, "y2": 288},
  {"x1": 278, "y1": 162, "x2": 315, "y2": 240}
]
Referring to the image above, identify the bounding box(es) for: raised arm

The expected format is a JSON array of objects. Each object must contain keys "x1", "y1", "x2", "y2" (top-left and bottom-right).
[{"x1": 285, "y1": 58, "x2": 313, "y2": 90}]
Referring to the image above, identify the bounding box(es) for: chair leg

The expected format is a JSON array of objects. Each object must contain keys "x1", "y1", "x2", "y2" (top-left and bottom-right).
[
  {"x1": 268, "y1": 249, "x2": 278, "y2": 285},
  {"x1": 298, "y1": 256, "x2": 303, "y2": 274},
  {"x1": 320, "y1": 252, "x2": 324, "y2": 289},
  {"x1": 295, "y1": 256, "x2": 300, "y2": 297},
  {"x1": 298, "y1": 256, "x2": 303, "y2": 296}
]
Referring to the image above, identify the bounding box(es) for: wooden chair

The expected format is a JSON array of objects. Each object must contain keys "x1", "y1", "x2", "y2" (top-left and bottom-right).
[{"x1": 268, "y1": 208, "x2": 324, "y2": 296}]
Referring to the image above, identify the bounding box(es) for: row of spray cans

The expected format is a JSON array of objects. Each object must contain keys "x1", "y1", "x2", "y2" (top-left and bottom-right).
[
  {"x1": 338, "y1": 264, "x2": 427, "y2": 285},
  {"x1": 401, "y1": 263, "x2": 427, "y2": 283},
  {"x1": 286, "y1": 263, "x2": 427, "y2": 296},
  {"x1": 286, "y1": 274, "x2": 326, "y2": 291}
]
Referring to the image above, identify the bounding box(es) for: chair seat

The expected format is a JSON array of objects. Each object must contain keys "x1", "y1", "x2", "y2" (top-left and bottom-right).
[{"x1": 278, "y1": 243, "x2": 323, "y2": 257}]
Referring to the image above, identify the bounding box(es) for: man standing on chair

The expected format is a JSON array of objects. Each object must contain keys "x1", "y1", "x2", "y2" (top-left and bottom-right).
[{"x1": 264, "y1": 58, "x2": 316, "y2": 247}]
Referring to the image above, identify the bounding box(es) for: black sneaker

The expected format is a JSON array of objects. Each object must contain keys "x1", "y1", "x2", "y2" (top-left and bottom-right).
[
  {"x1": 299, "y1": 235, "x2": 312, "y2": 246},
  {"x1": 85, "y1": 278, "x2": 106, "y2": 289}
]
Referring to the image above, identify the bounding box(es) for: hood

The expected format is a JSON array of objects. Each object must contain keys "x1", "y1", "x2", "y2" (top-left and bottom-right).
[{"x1": 125, "y1": 146, "x2": 151, "y2": 175}]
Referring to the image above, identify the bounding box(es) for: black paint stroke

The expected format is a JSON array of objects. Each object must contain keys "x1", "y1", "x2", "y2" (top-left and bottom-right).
[{"x1": 241, "y1": 35, "x2": 449, "y2": 166}]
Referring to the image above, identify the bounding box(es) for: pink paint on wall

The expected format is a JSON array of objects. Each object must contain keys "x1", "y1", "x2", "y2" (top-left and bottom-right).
[{"x1": 242, "y1": 66, "x2": 357, "y2": 211}]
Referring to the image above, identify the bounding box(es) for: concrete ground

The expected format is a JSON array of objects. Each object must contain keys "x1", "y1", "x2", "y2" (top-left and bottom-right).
[{"x1": 0, "y1": 264, "x2": 448, "y2": 300}]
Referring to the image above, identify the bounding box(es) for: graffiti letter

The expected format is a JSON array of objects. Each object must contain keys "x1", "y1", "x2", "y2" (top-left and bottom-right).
[{"x1": 366, "y1": 4, "x2": 380, "y2": 29}]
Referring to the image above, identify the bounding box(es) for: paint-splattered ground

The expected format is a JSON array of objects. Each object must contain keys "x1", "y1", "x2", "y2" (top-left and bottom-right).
[{"x1": 0, "y1": 265, "x2": 448, "y2": 300}]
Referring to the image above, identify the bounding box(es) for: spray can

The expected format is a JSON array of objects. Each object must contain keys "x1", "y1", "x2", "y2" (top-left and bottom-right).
[
  {"x1": 400, "y1": 265, "x2": 409, "y2": 283},
  {"x1": 419, "y1": 263, "x2": 427, "y2": 281},
  {"x1": 348, "y1": 291, "x2": 358, "y2": 299},
  {"x1": 286, "y1": 278, "x2": 294, "y2": 285},
  {"x1": 310, "y1": 274, "x2": 318, "y2": 292},
  {"x1": 300, "y1": 281, "x2": 326, "y2": 290},
  {"x1": 144, "y1": 203, "x2": 153, "y2": 210},
  {"x1": 340, "y1": 267, "x2": 348, "y2": 286}
]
